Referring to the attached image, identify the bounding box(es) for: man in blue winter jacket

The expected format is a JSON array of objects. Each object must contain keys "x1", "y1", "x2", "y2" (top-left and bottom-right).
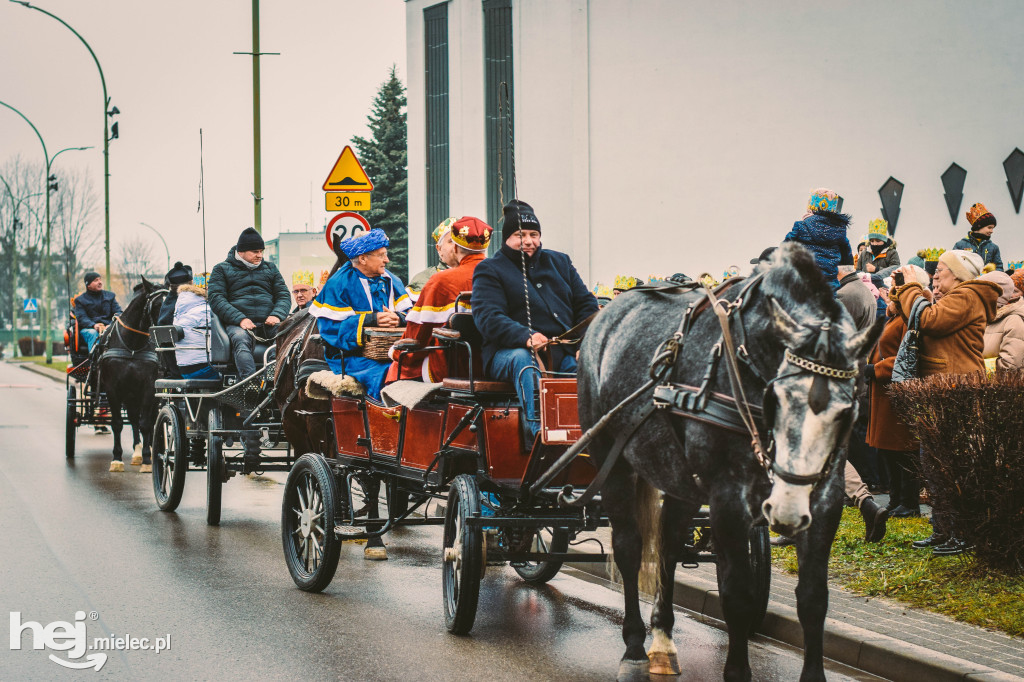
[
  {"x1": 74, "y1": 271, "x2": 122, "y2": 352},
  {"x1": 472, "y1": 200, "x2": 598, "y2": 442}
]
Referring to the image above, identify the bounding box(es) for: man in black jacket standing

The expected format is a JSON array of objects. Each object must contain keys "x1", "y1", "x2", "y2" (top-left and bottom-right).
[
  {"x1": 472, "y1": 200, "x2": 598, "y2": 442},
  {"x1": 74, "y1": 271, "x2": 122, "y2": 352},
  {"x1": 207, "y1": 228, "x2": 291, "y2": 378}
]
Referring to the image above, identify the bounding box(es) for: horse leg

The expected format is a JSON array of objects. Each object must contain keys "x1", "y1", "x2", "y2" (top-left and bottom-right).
[
  {"x1": 794, "y1": 492, "x2": 843, "y2": 682},
  {"x1": 129, "y1": 408, "x2": 143, "y2": 466},
  {"x1": 709, "y1": 497, "x2": 756, "y2": 682},
  {"x1": 138, "y1": 402, "x2": 156, "y2": 473},
  {"x1": 359, "y1": 474, "x2": 388, "y2": 561},
  {"x1": 647, "y1": 494, "x2": 699, "y2": 676},
  {"x1": 108, "y1": 397, "x2": 125, "y2": 472}
]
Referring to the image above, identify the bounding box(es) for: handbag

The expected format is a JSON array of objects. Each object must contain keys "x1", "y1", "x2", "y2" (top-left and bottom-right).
[{"x1": 891, "y1": 297, "x2": 931, "y2": 383}]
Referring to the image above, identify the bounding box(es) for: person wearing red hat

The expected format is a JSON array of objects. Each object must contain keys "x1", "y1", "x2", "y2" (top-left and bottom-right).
[
  {"x1": 385, "y1": 216, "x2": 493, "y2": 382},
  {"x1": 954, "y1": 202, "x2": 1003, "y2": 271}
]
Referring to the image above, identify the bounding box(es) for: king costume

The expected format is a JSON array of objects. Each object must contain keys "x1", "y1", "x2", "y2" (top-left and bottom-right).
[{"x1": 308, "y1": 229, "x2": 412, "y2": 399}]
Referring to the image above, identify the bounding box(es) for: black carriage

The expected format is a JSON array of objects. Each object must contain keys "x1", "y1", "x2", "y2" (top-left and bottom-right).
[
  {"x1": 64, "y1": 324, "x2": 121, "y2": 459},
  {"x1": 150, "y1": 317, "x2": 293, "y2": 525},
  {"x1": 279, "y1": 302, "x2": 771, "y2": 635}
]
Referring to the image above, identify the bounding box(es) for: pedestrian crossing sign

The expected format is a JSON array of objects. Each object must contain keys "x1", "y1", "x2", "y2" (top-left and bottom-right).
[
  {"x1": 322, "y1": 146, "x2": 374, "y2": 192},
  {"x1": 23, "y1": 298, "x2": 38, "y2": 313}
]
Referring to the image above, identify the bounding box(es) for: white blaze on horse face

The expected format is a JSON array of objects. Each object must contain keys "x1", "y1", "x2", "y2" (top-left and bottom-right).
[{"x1": 761, "y1": 374, "x2": 850, "y2": 535}]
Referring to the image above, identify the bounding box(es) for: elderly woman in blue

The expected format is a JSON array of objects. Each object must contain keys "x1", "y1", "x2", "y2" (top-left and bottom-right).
[{"x1": 309, "y1": 229, "x2": 412, "y2": 399}]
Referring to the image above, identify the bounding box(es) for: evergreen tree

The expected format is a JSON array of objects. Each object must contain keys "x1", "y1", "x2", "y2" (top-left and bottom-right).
[{"x1": 352, "y1": 65, "x2": 409, "y2": 280}]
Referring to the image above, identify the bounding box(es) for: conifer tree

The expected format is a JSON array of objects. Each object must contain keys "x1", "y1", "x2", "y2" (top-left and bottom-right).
[{"x1": 352, "y1": 65, "x2": 408, "y2": 280}]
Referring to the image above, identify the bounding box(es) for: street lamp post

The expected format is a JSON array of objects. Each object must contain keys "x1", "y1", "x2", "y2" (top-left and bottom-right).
[
  {"x1": 139, "y1": 222, "x2": 171, "y2": 272},
  {"x1": 11, "y1": 0, "x2": 118, "y2": 284},
  {"x1": 0, "y1": 177, "x2": 42, "y2": 359}
]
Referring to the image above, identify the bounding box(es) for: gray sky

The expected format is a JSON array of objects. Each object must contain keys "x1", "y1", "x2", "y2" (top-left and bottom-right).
[{"x1": 1, "y1": 0, "x2": 405, "y2": 275}]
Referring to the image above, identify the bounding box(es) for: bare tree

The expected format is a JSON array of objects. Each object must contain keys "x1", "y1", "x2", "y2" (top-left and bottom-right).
[
  {"x1": 0, "y1": 156, "x2": 46, "y2": 342},
  {"x1": 51, "y1": 168, "x2": 100, "y2": 315},
  {"x1": 117, "y1": 235, "x2": 155, "y2": 299}
]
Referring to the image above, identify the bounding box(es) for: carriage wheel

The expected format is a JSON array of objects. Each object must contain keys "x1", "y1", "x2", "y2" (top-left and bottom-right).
[
  {"x1": 152, "y1": 405, "x2": 187, "y2": 511},
  {"x1": 65, "y1": 385, "x2": 77, "y2": 459},
  {"x1": 747, "y1": 524, "x2": 771, "y2": 634},
  {"x1": 512, "y1": 527, "x2": 570, "y2": 584},
  {"x1": 206, "y1": 409, "x2": 223, "y2": 526},
  {"x1": 281, "y1": 453, "x2": 342, "y2": 592},
  {"x1": 442, "y1": 474, "x2": 483, "y2": 634}
]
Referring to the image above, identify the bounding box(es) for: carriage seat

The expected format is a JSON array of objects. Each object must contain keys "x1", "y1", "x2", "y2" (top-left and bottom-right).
[
  {"x1": 154, "y1": 377, "x2": 224, "y2": 391},
  {"x1": 209, "y1": 315, "x2": 271, "y2": 370},
  {"x1": 441, "y1": 377, "x2": 515, "y2": 394}
]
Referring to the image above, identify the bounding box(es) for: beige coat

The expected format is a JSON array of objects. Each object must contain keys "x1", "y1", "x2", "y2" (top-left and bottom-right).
[{"x1": 983, "y1": 298, "x2": 1024, "y2": 371}]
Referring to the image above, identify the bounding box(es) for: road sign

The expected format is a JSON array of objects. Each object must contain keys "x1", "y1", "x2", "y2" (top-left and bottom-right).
[
  {"x1": 23, "y1": 298, "x2": 38, "y2": 314},
  {"x1": 326, "y1": 192, "x2": 371, "y2": 212},
  {"x1": 322, "y1": 146, "x2": 374, "y2": 192},
  {"x1": 326, "y1": 212, "x2": 372, "y2": 250}
]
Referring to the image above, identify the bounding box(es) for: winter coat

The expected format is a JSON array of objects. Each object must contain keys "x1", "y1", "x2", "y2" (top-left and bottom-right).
[
  {"x1": 896, "y1": 280, "x2": 1001, "y2": 377},
  {"x1": 982, "y1": 298, "x2": 1024, "y2": 371},
  {"x1": 207, "y1": 247, "x2": 291, "y2": 326},
  {"x1": 953, "y1": 233, "x2": 1003, "y2": 271},
  {"x1": 866, "y1": 313, "x2": 918, "y2": 451},
  {"x1": 156, "y1": 291, "x2": 177, "y2": 326},
  {"x1": 173, "y1": 284, "x2": 213, "y2": 369},
  {"x1": 857, "y1": 241, "x2": 901, "y2": 274},
  {"x1": 783, "y1": 212, "x2": 854, "y2": 293},
  {"x1": 73, "y1": 289, "x2": 122, "y2": 329},
  {"x1": 472, "y1": 245, "x2": 598, "y2": 370},
  {"x1": 836, "y1": 274, "x2": 876, "y2": 331}
]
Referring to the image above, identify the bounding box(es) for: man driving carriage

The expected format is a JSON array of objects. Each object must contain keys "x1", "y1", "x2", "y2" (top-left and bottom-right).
[
  {"x1": 308, "y1": 228, "x2": 412, "y2": 400},
  {"x1": 472, "y1": 200, "x2": 598, "y2": 441},
  {"x1": 207, "y1": 227, "x2": 291, "y2": 378},
  {"x1": 385, "y1": 216, "x2": 493, "y2": 383},
  {"x1": 74, "y1": 271, "x2": 122, "y2": 352}
]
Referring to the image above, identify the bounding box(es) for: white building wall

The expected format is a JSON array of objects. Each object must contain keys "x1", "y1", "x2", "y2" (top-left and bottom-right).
[{"x1": 407, "y1": 0, "x2": 1024, "y2": 285}]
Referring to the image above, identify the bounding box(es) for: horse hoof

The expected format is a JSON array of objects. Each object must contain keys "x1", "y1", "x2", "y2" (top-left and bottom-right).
[
  {"x1": 109, "y1": 461, "x2": 124, "y2": 473},
  {"x1": 139, "y1": 464, "x2": 152, "y2": 474},
  {"x1": 364, "y1": 546, "x2": 388, "y2": 561},
  {"x1": 617, "y1": 659, "x2": 650, "y2": 682},
  {"x1": 648, "y1": 651, "x2": 680, "y2": 676},
  {"x1": 131, "y1": 444, "x2": 143, "y2": 465}
]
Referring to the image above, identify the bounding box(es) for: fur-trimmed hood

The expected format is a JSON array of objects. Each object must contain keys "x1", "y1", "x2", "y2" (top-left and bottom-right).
[{"x1": 176, "y1": 283, "x2": 207, "y2": 298}]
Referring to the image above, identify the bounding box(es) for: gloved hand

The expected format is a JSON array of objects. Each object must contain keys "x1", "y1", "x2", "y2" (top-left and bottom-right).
[{"x1": 864, "y1": 364, "x2": 875, "y2": 382}]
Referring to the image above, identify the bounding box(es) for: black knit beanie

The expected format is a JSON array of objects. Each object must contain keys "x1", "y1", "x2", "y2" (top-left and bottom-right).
[
  {"x1": 84, "y1": 271, "x2": 101, "y2": 285},
  {"x1": 166, "y1": 261, "x2": 193, "y2": 285},
  {"x1": 501, "y1": 200, "x2": 541, "y2": 242},
  {"x1": 237, "y1": 227, "x2": 265, "y2": 252}
]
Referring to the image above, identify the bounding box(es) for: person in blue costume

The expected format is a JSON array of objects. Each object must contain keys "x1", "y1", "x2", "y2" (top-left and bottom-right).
[
  {"x1": 308, "y1": 228, "x2": 412, "y2": 400},
  {"x1": 783, "y1": 188, "x2": 854, "y2": 294}
]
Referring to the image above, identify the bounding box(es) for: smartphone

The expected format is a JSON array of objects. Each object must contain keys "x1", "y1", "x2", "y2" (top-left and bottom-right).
[{"x1": 893, "y1": 272, "x2": 905, "y2": 287}]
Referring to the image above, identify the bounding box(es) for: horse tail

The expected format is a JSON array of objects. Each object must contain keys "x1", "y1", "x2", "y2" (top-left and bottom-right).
[{"x1": 635, "y1": 477, "x2": 663, "y2": 597}]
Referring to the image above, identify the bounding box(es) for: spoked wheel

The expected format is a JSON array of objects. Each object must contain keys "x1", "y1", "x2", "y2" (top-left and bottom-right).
[
  {"x1": 512, "y1": 527, "x2": 570, "y2": 584},
  {"x1": 442, "y1": 474, "x2": 483, "y2": 634},
  {"x1": 65, "y1": 385, "x2": 77, "y2": 459},
  {"x1": 206, "y1": 408, "x2": 224, "y2": 526},
  {"x1": 748, "y1": 524, "x2": 771, "y2": 634},
  {"x1": 281, "y1": 453, "x2": 342, "y2": 592},
  {"x1": 152, "y1": 405, "x2": 187, "y2": 511}
]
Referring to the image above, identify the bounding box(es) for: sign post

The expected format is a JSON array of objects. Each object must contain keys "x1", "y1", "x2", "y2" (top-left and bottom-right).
[{"x1": 24, "y1": 299, "x2": 38, "y2": 355}]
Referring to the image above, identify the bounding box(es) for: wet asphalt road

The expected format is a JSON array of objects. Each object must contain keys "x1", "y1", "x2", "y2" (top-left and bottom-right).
[{"x1": 0, "y1": 361, "x2": 878, "y2": 681}]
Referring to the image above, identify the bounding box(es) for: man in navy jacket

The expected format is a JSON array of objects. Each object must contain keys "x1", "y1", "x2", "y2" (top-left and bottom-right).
[
  {"x1": 74, "y1": 271, "x2": 122, "y2": 352},
  {"x1": 472, "y1": 200, "x2": 598, "y2": 441}
]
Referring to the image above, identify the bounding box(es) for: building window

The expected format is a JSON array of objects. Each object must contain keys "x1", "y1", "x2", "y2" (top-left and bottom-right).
[
  {"x1": 424, "y1": 2, "x2": 450, "y2": 267},
  {"x1": 483, "y1": 0, "x2": 513, "y2": 244}
]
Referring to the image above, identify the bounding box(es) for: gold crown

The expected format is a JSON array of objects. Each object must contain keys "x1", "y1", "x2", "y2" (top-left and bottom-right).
[
  {"x1": 868, "y1": 218, "x2": 888, "y2": 236},
  {"x1": 614, "y1": 275, "x2": 640, "y2": 290},
  {"x1": 292, "y1": 270, "x2": 314, "y2": 286},
  {"x1": 319, "y1": 270, "x2": 330, "y2": 288},
  {"x1": 592, "y1": 283, "x2": 614, "y2": 298}
]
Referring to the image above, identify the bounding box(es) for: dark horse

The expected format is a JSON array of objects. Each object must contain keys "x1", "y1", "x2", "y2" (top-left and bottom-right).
[
  {"x1": 578, "y1": 244, "x2": 882, "y2": 682},
  {"x1": 96, "y1": 278, "x2": 165, "y2": 473}
]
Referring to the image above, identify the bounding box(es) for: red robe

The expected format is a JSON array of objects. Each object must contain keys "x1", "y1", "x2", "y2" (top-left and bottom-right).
[{"x1": 385, "y1": 253, "x2": 484, "y2": 383}]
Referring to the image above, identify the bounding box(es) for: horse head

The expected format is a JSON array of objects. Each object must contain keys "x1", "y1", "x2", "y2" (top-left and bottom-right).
[{"x1": 755, "y1": 244, "x2": 883, "y2": 535}]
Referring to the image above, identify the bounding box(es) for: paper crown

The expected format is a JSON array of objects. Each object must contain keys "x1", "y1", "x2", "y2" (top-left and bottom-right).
[
  {"x1": 923, "y1": 247, "x2": 946, "y2": 262},
  {"x1": 613, "y1": 275, "x2": 642, "y2": 291},
  {"x1": 319, "y1": 270, "x2": 330, "y2": 288},
  {"x1": 867, "y1": 218, "x2": 889, "y2": 239},
  {"x1": 807, "y1": 188, "x2": 840, "y2": 214},
  {"x1": 292, "y1": 270, "x2": 314, "y2": 286},
  {"x1": 192, "y1": 272, "x2": 209, "y2": 288},
  {"x1": 647, "y1": 274, "x2": 665, "y2": 284},
  {"x1": 592, "y1": 283, "x2": 614, "y2": 298},
  {"x1": 450, "y1": 216, "x2": 493, "y2": 251},
  {"x1": 1007, "y1": 260, "x2": 1024, "y2": 272},
  {"x1": 432, "y1": 217, "x2": 458, "y2": 243},
  {"x1": 966, "y1": 202, "x2": 996, "y2": 229}
]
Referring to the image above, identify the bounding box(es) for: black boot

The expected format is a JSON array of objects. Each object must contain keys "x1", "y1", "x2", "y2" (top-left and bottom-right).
[
  {"x1": 911, "y1": 532, "x2": 947, "y2": 549},
  {"x1": 860, "y1": 497, "x2": 889, "y2": 543}
]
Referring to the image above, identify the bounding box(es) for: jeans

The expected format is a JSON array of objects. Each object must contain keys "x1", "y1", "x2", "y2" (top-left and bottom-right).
[
  {"x1": 81, "y1": 328, "x2": 99, "y2": 352},
  {"x1": 487, "y1": 348, "x2": 578, "y2": 440},
  {"x1": 182, "y1": 364, "x2": 221, "y2": 381},
  {"x1": 226, "y1": 324, "x2": 256, "y2": 377}
]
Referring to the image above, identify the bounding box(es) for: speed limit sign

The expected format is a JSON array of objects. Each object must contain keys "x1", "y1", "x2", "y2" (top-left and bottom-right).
[{"x1": 325, "y1": 212, "x2": 371, "y2": 250}]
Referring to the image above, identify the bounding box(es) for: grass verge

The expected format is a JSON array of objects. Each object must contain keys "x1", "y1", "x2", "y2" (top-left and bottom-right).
[
  {"x1": 12, "y1": 355, "x2": 70, "y2": 373},
  {"x1": 772, "y1": 507, "x2": 1024, "y2": 637}
]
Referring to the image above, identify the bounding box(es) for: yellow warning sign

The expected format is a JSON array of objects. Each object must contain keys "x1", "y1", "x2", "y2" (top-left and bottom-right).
[
  {"x1": 322, "y1": 146, "x2": 374, "y2": 192},
  {"x1": 326, "y1": 192, "x2": 371, "y2": 211}
]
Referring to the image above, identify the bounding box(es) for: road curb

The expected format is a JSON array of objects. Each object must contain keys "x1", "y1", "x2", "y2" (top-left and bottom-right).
[
  {"x1": 564, "y1": 554, "x2": 1020, "y2": 682},
  {"x1": 12, "y1": 361, "x2": 67, "y2": 384}
]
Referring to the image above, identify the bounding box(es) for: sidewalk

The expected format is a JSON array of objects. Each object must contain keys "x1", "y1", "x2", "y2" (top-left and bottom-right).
[
  {"x1": 10, "y1": 359, "x2": 67, "y2": 383},
  {"x1": 566, "y1": 519, "x2": 1024, "y2": 682}
]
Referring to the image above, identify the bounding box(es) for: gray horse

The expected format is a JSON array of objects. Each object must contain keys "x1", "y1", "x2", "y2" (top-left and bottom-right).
[{"x1": 578, "y1": 243, "x2": 882, "y2": 681}]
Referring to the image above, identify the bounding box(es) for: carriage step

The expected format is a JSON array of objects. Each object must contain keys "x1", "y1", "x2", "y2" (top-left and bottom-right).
[{"x1": 335, "y1": 525, "x2": 366, "y2": 537}]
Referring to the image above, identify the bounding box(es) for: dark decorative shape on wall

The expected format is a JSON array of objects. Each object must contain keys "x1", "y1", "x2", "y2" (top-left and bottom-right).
[
  {"x1": 1003, "y1": 148, "x2": 1024, "y2": 213},
  {"x1": 879, "y1": 177, "x2": 904, "y2": 235},
  {"x1": 941, "y1": 163, "x2": 967, "y2": 225}
]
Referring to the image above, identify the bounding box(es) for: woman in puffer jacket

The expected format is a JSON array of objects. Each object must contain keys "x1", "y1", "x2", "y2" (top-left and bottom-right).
[
  {"x1": 173, "y1": 284, "x2": 220, "y2": 380},
  {"x1": 979, "y1": 271, "x2": 1024, "y2": 371}
]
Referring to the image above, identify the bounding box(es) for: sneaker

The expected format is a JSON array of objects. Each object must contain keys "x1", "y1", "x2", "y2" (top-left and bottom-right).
[
  {"x1": 889, "y1": 505, "x2": 921, "y2": 518},
  {"x1": 933, "y1": 537, "x2": 973, "y2": 557},
  {"x1": 912, "y1": 532, "x2": 948, "y2": 549}
]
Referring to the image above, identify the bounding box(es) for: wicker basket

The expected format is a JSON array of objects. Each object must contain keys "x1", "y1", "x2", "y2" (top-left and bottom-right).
[{"x1": 362, "y1": 327, "x2": 402, "y2": 361}]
